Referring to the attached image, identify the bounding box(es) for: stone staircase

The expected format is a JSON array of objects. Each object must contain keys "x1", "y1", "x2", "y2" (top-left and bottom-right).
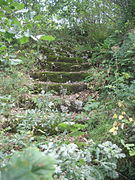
[{"x1": 31, "y1": 55, "x2": 91, "y2": 95}]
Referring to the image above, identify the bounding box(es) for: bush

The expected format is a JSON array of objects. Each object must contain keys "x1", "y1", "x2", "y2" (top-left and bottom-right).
[{"x1": 41, "y1": 141, "x2": 125, "y2": 180}]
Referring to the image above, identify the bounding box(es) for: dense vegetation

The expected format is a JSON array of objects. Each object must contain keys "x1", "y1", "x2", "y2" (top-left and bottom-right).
[{"x1": 0, "y1": 0, "x2": 135, "y2": 180}]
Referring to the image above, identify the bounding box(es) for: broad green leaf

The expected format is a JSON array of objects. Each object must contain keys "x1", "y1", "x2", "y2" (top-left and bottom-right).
[
  {"x1": 0, "y1": 45, "x2": 6, "y2": 51},
  {"x1": 11, "y1": 2, "x2": 24, "y2": 10},
  {"x1": 34, "y1": 15, "x2": 43, "y2": 21},
  {"x1": 12, "y1": 19, "x2": 21, "y2": 26},
  {"x1": 74, "y1": 123, "x2": 87, "y2": 129},
  {"x1": 19, "y1": 36, "x2": 29, "y2": 44},
  {"x1": 58, "y1": 123, "x2": 70, "y2": 129},
  {"x1": 40, "y1": 35, "x2": 55, "y2": 41},
  {"x1": 129, "y1": 149, "x2": 135, "y2": 156}
]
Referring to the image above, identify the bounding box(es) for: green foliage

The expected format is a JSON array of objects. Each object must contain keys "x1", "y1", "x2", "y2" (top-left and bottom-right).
[
  {"x1": 0, "y1": 147, "x2": 55, "y2": 180},
  {"x1": 0, "y1": 0, "x2": 134, "y2": 180},
  {"x1": 83, "y1": 97, "x2": 100, "y2": 112},
  {"x1": 58, "y1": 122, "x2": 87, "y2": 137},
  {"x1": 19, "y1": 37, "x2": 29, "y2": 45},
  {"x1": 0, "y1": 0, "x2": 55, "y2": 67},
  {"x1": 0, "y1": 70, "x2": 29, "y2": 97},
  {"x1": 122, "y1": 142, "x2": 135, "y2": 157},
  {"x1": 0, "y1": 95, "x2": 14, "y2": 117},
  {"x1": 109, "y1": 0, "x2": 135, "y2": 24},
  {"x1": 39, "y1": 35, "x2": 55, "y2": 41},
  {"x1": 7, "y1": 109, "x2": 74, "y2": 136},
  {"x1": 47, "y1": 0, "x2": 116, "y2": 46},
  {"x1": 42, "y1": 141, "x2": 125, "y2": 180}
]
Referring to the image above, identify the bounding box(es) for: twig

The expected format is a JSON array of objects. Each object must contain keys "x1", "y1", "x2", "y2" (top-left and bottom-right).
[{"x1": 117, "y1": 171, "x2": 131, "y2": 180}]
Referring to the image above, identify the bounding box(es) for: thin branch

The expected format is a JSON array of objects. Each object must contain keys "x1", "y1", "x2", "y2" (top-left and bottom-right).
[
  {"x1": 102, "y1": 11, "x2": 116, "y2": 23},
  {"x1": 117, "y1": 171, "x2": 131, "y2": 180}
]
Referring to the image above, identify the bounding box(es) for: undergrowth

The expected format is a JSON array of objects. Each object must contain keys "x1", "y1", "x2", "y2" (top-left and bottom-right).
[{"x1": 0, "y1": 1, "x2": 135, "y2": 178}]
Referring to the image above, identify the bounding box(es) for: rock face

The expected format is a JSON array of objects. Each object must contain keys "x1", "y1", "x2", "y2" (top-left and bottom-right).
[{"x1": 31, "y1": 54, "x2": 90, "y2": 95}]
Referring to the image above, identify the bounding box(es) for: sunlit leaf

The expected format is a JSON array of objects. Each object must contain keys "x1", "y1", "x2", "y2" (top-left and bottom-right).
[
  {"x1": 11, "y1": 2, "x2": 24, "y2": 10},
  {"x1": 113, "y1": 114, "x2": 117, "y2": 119},
  {"x1": 19, "y1": 36, "x2": 29, "y2": 44},
  {"x1": 15, "y1": 9, "x2": 28, "y2": 14},
  {"x1": 129, "y1": 149, "x2": 135, "y2": 156},
  {"x1": 12, "y1": 19, "x2": 21, "y2": 26},
  {"x1": 39, "y1": 35, "x2": 55, "y2": 41},
  {"x1": 0, "y1": 46, "x2": 6, "y2": 51},
  {"x1": 9, "y1": 59, "x2": 23, "y2": 65}
]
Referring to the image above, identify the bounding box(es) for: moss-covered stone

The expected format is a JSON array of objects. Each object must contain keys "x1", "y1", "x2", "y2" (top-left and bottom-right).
[
  {"x1": 30, "y1": 47, "x2": 90, "y2": 94},
  {"x1": 46, "y1": 56, "x2": 84, "y2": 63},
  {"x1": 41, "y1": 61, "x2": 91, "y2": 72},
  {"x1": 33, "y1": 82, "x2": 88, "y2": 94},
  {"x1": 31, "y1": 71, "x2": 89, "y2": 83}
]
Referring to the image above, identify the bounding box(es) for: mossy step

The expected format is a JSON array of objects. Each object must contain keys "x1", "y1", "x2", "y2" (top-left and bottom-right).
[
  {"x1": 33, "y1": 82, "x2": 88, "y2": 95},
  {"x1": 46, "y1": 56, "x2": 84, "y2": 63},
  {"x1": 41, "y1": 61, "x2": 91, "y2": 72},
  {"x1": 31, "y1": 71, "x2": 89, "y2": 83}
]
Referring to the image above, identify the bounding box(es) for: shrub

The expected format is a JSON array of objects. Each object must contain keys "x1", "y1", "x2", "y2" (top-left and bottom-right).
[{"x1": 41, "y1": 141, "x2": 125, "y2": 180}]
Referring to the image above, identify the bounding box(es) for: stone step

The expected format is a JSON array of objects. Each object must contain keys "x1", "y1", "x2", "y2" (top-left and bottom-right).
[
  {"x1": 31, "y1": 71, "x2": 89, "y2": 83},
  {"x1": 40, "y1": 61, "x2": 91, "y2": 72},
  {"x1": 32, "y1": 82, "x2": 88, "y2": 95},
  {"x1": 46, "y1": 56, "x2": 84, "y2": 63}
]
